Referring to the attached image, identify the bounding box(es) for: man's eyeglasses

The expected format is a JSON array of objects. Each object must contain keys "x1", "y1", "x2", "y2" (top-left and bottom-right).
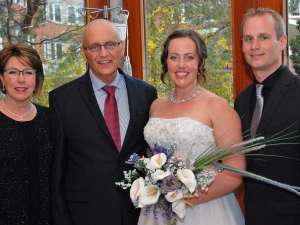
[
  {"x1": 83, "y1": 41, "x2": 121, "y2": 53},
  {"x1": 4, "y1": 68, "x2": 36, "y2": 77}
]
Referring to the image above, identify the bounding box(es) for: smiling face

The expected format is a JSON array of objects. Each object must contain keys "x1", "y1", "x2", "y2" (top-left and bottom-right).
[
  {"x1": 167, "y1": 37, "x2": 200, "y2": 90},
  {"x1": 82, "y1": 19, "x2": 124, "y2": 83},
  {"x1": 0, "y1": 56, "x2": 36, "y2": 103},
  {"x1": 242, "y1": 14, "x2": 287, "y2": 80}
]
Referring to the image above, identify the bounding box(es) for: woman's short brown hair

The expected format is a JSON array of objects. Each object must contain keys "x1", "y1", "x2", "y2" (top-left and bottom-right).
[{"x1": 0, "y1": 43, "x2": 44, "y2": 95}]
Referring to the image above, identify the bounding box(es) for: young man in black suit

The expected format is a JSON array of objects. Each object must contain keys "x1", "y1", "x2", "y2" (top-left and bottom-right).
[
  {"x1": 235, "y1": 8, "x2": 300, "y2": 225},
  {"x1": 49, "y1": 19, "x2": 157, "y2": 225}
]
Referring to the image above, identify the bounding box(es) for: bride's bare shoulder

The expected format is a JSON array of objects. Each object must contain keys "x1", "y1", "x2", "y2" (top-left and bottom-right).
[
  {"x1": 198, "y1": 88, "x2": 237, "y2": 118},
  {"x1": 149, "y1": 96, "x2": 169, "y2": 115},
  {"x1": 200, "y1": 89, "x2": 228, "y2": 106},
  {"x1": 201, "y1": 89, "x2": 240, "y2": 124}
]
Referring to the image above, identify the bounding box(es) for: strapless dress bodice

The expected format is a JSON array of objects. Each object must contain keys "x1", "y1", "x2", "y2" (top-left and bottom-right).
[
  {"x1": 144, "y1": 117, "x2": 215, "y2": 168},
  {"x1": 139, "y1": 117, "x2": 244, "y2": 225}
]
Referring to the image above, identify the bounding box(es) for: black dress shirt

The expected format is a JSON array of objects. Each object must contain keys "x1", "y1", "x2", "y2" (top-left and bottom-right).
[{"x1": 249, "y1": 65, "x2": 285, "y2": 118}]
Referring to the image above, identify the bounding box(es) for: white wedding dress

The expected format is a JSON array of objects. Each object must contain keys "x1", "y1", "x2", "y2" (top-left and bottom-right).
[{"x1": 138, "y1": 117, "x2": 244, "y2": 225}]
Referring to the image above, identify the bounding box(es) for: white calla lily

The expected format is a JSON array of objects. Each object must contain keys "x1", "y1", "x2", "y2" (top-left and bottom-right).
[
  {"x1": 139, "y1": 185, "x2": 161, "y2": 206},
  {"x1": 172, "y1": 200, "x2": 186, "y2": 219},
  {"x1": 151, "y1": 169, "x2": 171, "y2": 182},
  {"x1": 177, "y1": 169, "x2": 197, "y2": 193},
  {"x1": 165, "y1": 190, "x2": 184, "y2": 203},
  {"x1": 146, "y1": 153, "x2": 167, "y2": 171},
  {"x1": 130, "y1": 177, "x2": 145, "y2": 208}
]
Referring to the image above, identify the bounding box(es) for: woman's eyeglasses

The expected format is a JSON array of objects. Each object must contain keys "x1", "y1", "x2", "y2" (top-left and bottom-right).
[{"x1": 4, "y1": 68, "x2": 36, "y2": 77}]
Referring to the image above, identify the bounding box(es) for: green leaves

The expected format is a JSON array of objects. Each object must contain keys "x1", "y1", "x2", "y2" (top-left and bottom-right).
[{"x1": 145, "y1": 0, "x2": 233, "y2": 102}]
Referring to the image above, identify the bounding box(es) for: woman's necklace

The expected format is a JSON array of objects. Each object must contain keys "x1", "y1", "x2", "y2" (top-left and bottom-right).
[
  {"x1": 168, "y1": 86, "x2": 203, "y2": 104},
  {"x1": 2, "y1": 100, "x2": 33, "y2": 121}
]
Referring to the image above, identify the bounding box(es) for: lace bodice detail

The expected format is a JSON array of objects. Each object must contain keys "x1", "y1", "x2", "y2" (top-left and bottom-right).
[
  {"x1": 144, "y1": 117, "x2": 216, "y2": 168},
  {"x1": 141, "y1": 117, "x2": 244, "y2": 225}
]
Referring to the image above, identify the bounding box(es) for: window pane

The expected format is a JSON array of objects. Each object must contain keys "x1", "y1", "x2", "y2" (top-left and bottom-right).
[
  {"x1": 68, "y1": 6, "x2": 76, "y2": 24},
  {"x1": 144, "y1": 0, "x2": 233, "y2": 102},
  {"x1": 0, "y1": 0, "x2": 86, "y2": 105},
  {"x1": 55, "y1": 5, "x2": 61, "y2": 22},
  {"x1": 288, "y1": 0, "x2": 300, "y2": 75}
]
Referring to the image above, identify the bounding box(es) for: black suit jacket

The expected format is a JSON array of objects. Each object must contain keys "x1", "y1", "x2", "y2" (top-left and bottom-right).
[
  {"x1": 234, "y1": 66, "x2": 300, "y2": 225},
  {"x1": 49, "y1": 70, "x2": 157, "y2": 225}
]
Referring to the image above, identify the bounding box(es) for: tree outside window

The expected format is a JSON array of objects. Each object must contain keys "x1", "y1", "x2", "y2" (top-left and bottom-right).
[
  {"x1": 0, "y1": 0, "x2": 86, "y2": 105},
  {"x1": 144, "y1": 0, "x2": 233, "y2": 102},
  {"x1": 289, "y1": 0, "x2": 300, "y2": 75}
]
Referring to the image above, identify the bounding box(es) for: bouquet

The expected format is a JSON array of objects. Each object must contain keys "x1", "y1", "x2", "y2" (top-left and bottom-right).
[
  {"x1": 116, "y1": 135, "x2": 300, "y2": 223},
  {"x1": 116, "y1": 143, "x2": 219, "y2": 220}
]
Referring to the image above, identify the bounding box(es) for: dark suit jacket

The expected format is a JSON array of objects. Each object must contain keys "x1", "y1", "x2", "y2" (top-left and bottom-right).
[
  {"x1": 234, "y1": 66, "x2": 300, "y2": 225},
  {"x1": 49, "y1": 70, "x2": 157, "y2": 225}
]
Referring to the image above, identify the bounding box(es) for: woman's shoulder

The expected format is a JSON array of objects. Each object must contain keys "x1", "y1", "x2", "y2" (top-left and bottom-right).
[
  {"x1": 35, "y1": 104, "x2": 49, "y2": 113},
  {"x1": 152, "y1": 96, "x2": 169, "y2": 104},
  {"x1": 34, "y1": 104, "x2": 51, "y2": 122},
  {"x1": 149, "y1": 96, "x2": 169, "y2": 115},
  {"x1": 199, "y1": 89, "x2": 238, "y2": 120},
  {"x1": 0, "y1": 111, "x2": 16, "y2": 129},
  {"x1": 199, "y1": 90, "x2": 241, "y2": 141},
  {"x1": 201, "y1": 89, "x2": 229, "y2": 108}
]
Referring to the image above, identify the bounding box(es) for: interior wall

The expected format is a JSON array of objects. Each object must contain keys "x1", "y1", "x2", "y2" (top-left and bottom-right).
[{"x1": 232, "y1": 0, "x2": 285, "y2": 97}]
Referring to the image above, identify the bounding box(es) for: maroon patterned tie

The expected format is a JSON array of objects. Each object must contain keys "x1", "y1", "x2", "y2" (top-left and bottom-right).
[{"x1": 103, "y1": 85, "x2": 121, "y2": 151}]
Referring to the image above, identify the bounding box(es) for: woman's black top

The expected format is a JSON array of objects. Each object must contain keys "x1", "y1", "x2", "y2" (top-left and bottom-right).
[{"x1": 0, "y1": 105, "x2": 53, "y2": 225}]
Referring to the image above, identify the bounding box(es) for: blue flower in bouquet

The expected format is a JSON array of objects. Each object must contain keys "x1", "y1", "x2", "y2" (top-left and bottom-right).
[
  {"x1": 126, "y1": 153, "x2": 147, "y2": 172},
  {"x1": 152, "y1": 144, "x2": 175, "y2": 159},
  {"x1": 116, "y1": 137, "x2": 300, "y2": 223},
  {"x1": 126, "y1": 153, "x2": 140, "y2": 165},
  {"x1": 117, "y1": 144, "x2": 199, "y2": 220}
]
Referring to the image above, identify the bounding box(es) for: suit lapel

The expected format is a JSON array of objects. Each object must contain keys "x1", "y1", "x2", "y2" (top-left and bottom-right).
[
  {"x1": 257, "y1": 69, "x2": 292, "y2": 134},
  {"x1": 77, "y1": 72, "x2": 112, "y2": 140},
  {"x1": 244, "y1": 86, "x2": 255, "y2": 133},
  {"x1": 77, "y1": 71, "x2": 144, "y2": 155},
  {"x1": 238, "y1": 85, "x2": 254, "y2": 136},
  {"x1": 120, "y1": 75, "x2": 138, "y2": 155}
]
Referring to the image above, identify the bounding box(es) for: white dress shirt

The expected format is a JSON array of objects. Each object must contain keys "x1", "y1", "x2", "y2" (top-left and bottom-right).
[{"x1": 90, "y1": 70, "x2": 130, "y2": 145}]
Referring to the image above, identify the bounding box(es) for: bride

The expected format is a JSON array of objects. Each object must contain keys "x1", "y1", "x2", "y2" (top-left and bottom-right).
[{"x1": 138, "y1": 30, "x2": 245, "y2": 225}]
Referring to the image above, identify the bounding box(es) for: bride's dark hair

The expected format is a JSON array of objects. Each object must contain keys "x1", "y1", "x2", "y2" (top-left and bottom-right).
[{"x1": 160, "y1": 29, "x2": 208, "y2": 84}]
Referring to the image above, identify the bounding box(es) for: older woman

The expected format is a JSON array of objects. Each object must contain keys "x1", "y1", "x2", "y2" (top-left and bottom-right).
[{"x1": 0, "y1": 43, "x2": 52, "y2": 225}]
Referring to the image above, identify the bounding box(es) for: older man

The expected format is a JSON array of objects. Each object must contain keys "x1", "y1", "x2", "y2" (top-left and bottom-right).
[{"x1": 50, "y1": 19, "x2": 157, "y2": 225}]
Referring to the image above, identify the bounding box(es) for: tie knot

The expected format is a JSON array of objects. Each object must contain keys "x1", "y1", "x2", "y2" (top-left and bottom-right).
[
  {"x1": 256, "y1": 84, "x2": 264, "y2": 97},
  {"x1": 103, "y1": 85, "x2": 116, "y2": 96}
]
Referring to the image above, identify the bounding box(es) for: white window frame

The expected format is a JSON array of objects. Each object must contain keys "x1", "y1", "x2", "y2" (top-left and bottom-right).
[
  {"x1": 47, "y1": 3, "x2": 62, "y2": 23},
  {"x1": 43, "y1": 40, "x2": 64, "y2": 60}
]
